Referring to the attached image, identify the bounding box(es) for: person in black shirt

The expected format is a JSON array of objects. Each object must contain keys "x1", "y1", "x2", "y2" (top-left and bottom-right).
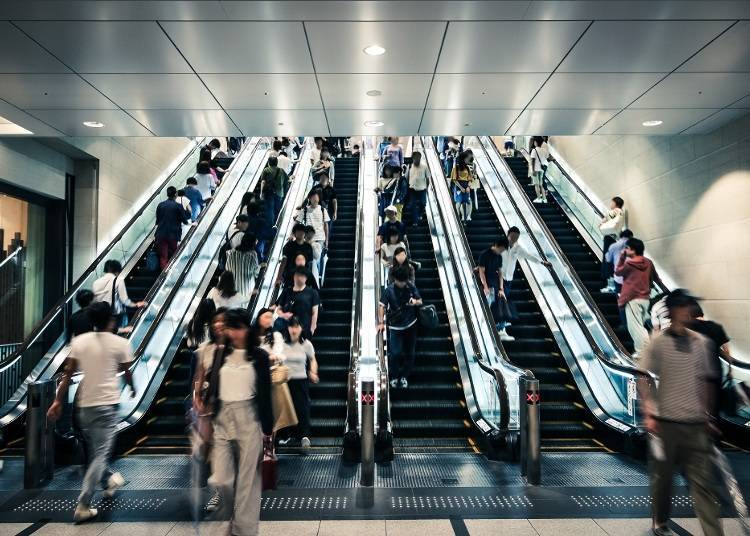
[
  {"x1": 477, "y1": 237, "x2": 512, "y2": 341},
  {"x1": 284, "y1": 253, "x2": 319, "y2": 290},
  {"x1": 155, "y1": 186, "x2": 190, "y2": 269},
  {"x1": 69, "y1": 289, "x2": 95, "y2": 340},
  {"x1": 375, "y1": 206, "x2": 406, "y2": 255},
  {"x1": 689, "y1": 300, "x2": 733, "y2": 417},
  {"x1": 274, "y1": 267, "x2": 321, "y2": 338},
  {"x1": 277, "y1": 224, "x2": 314, "y2": 286},
  {"x1": 378, "y1": 265, "x2": 422, "y2": 389},
  {"x1": 317, "y1": 173, "x2": 337, "y2": 229}
]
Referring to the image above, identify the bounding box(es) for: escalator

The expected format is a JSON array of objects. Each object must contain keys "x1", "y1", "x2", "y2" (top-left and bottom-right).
[
  {"x1": 504, "y1": 156, "x2": 633, "y2": 352},
  {"x1": 307, "y1": 156, "x2": 359, "y2": 449},
  {"x1": 389, "y1": 211, "x2": 473, "y2": 451},
  {"x1": 463, "y1": 187, "x2": 602, "y2": 451}
]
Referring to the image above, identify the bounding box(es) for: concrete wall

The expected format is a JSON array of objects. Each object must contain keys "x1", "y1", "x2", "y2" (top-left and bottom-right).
[
  {"x1": 0, "y1": 138, "x2": 73, "y2": 199},
  {"x1": 551, "y1": 112, "x2": 750, "y2": 359}
]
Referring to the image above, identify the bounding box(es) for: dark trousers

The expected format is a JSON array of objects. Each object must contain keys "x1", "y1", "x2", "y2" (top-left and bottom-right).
[
  {"x1": 601, "y1": 234, "x2": 617, "y2": 283},
  {"x1": 407, "y1": 189, "x2": 426, "y2": 224},
  {"x1": 649, "y1": 421, "x2": 722, "y2": 535},
  {"x1": 503, "y1": 279, "x2": 518, "y2": 320},
  {"x1": 287, "y1": 379, "x2": 311, "y2": 438},
  {"x1": 156, "y1": 237, "x2": 178, "y2": 269},
  {"x1": 264, "y1": 195, "x2": 283, "y2": 225},
  {"x1": 388, "y1": 323, "x2": 417, "y2": 380}
]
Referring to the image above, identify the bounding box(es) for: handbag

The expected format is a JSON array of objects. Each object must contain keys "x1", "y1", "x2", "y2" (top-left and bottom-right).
[
  {"x1": 418, "y1": 304, "x2": 439, "y2": 330},
  {"x1": 496, "y1": 296, "x2": 513, "y2": 323},
  {"x1": 262, "y1": 441, "x2": 278, "y2": 491},
  {"x1": 271, "y1": 381, "x2": 298, "y2": 433}
]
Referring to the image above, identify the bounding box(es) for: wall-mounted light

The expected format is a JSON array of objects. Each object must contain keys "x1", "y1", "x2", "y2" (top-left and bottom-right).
[{"x1": 82, "y1": 121, "x2": 105, "y2": 128}]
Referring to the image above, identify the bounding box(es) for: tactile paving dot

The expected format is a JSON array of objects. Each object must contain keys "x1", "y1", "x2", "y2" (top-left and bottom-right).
[
  {"x1": 571, "y1": 495, "x2": 693, "y2": 508},
  {"x1": 261, "y1": 496, "x2": 348, "y2": 510},
  {"x1": 14, "y1": 497, "x2": 166, "y2": 512},
  {"x1": 390, "y1": 495, "x2": 533, "y2": 510}
]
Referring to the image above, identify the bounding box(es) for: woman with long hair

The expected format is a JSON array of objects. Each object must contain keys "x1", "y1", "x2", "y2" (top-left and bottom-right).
[
  {"x1": 254, "y1": 307, "x2": 285, "y2": 364},
  {"x1": 193, "y1": 308, "x2": 272, "y2": 535},
  {"x1": 279, "y1": 317, "x2": 318, "y2": 450},
  {"x1": 388, "y1": 246, "x2": 416, "y2": 285},
  {"x1": 207, "y1": 270, "x2": 246, "y2": 309},
  {"x1": 226, "y1": 233, "x2": 260, "y2": 296},
  {"x1": 451, "y1": 150, "x2": 473, "y2": 222}
]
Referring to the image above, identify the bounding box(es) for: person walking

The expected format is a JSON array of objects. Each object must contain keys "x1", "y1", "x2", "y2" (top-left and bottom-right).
[
  {"x1": 193, "y1": 309, "x2": 273, "y2": 536},
  {"x1": 46, "y1": 302, "x2": 135, "y2": 523},
  {"x1": 406, "y1": 150, "x2": 430, "y2": 226},
  {"x1": 477, "y1": 237, "x2": 513, "y2": 341},
  {"x1": 280, "y1": 317, "x2": 319, "y2": 450},
  {"x1": 378, "y1": 265, "x2": 422, "y2": 389},
  {"x1": 502, "y1": 227, "x2": 551, "y2": 320},
  {"x1": 615, "y1": 238, "x2": 664, "y2": 355},
  {"x1": 274, "y1": 267, "x2": 320, "y2": 339},
  {"x1": 155, "y1": 186, "x2": 190, "y2": 269},
  {"x1": 638, "y1": 290, "x2": 724, "y2": 536},
  {"x1": 92, "y1": 259, "x2": 146, "y2": 328}
]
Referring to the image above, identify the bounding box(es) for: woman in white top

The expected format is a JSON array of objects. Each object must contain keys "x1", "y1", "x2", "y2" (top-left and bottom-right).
[
  {"x1": 406, "y1": 151, "x2": 430, "y2": 225},
  {"x1": 280, "y1": 317, "x2": 318, "y2": 449},
  {"x1": 254, "y1": 307, "x2": 285, "y2": 364},
  {"x1": 225, "y1": 233, "x2": 260, "y2": 297},
  {"x1": 192, "y1": 309, "x2": 272, "y2": 536},
  {"x1": 195, "y1": 161, "x2": 218, "y2": 201},
  {"x1": 207, "y1": 271, "x2": 247, "y2": 309},
  {"x1": 380, "y1": 228, "x2": 406, "y2": 265},
  {"x1": 529, "y1": 137, "x2": 549, "y2": 203},
  {"x1": 599, "y1": 196, "x2": 627, "y2": 286}
]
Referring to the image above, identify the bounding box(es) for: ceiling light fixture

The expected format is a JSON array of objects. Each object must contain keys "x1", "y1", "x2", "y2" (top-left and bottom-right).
[
  {"x1": 464, "y1": 122, "x2": 471, "y2": 127},
  {"x1": 642, "y1": 120, "x2": 663, "y2": 127},
  {"x1": 366, "y1": 90, "x2": 382, "y2": 97},
  {"x1": 277, "y1": 122, "x2": 284, "y2": 126},
  {"x1": 82, "y1": 121, "x2": 104, "y2": 128},
  {"x1": 363, "y1": 44, "x2": 386, "y2": 56},
  {"x1": 364, "y1": 120, "x2": 384, "y2": 127}
]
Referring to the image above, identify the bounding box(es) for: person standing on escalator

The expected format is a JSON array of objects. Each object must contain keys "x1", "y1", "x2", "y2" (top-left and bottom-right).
[
  {"x1": 155, "y1": 186, "x2": 190, "y2": 269},
  {"x1": 502, "y1": 227, "x2": 552, "y2": 322},
  {"x1": 451, "y1": 151, "x2": 473, "y2": 222},
  {"x1": 599, "y1": 196, "x2": 627, "y2": 289},
  {"x1": 406, "y1": 150, "x2": 430, "y2": 226},
  {"x1": 478, "y1": 237, "x2": 513, "y2": 341},
  {"x1": 529, "y1": 137, "x2": 549, "y2": 203},
  {"x1": 260, "y1": 156, "x2": 289, "y2": 225}
]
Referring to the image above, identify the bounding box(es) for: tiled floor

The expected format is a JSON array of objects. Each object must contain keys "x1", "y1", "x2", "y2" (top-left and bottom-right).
[{"x1": 0, "y1": 518, "x2": 747, "y2": 536}]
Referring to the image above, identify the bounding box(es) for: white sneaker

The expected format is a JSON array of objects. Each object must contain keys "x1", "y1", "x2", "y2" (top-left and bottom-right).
[
  {"x1": 400, "y1": 377, "x2": 408, "y2": 388},
  {"x1": 390, "y1": 379, "x2": 398, "y2": 389},
  {"x1": 73, "y1": 504, "x2": 98, "y2": 524},
  {"x1": 102, "y1": 472, "x2": 125, "y2": 498},
  {"x1": 499, "y1": 330, "x2": 516, "y2": 342},
  {"x1": 504, "y1": 321, "x2": 512, "y2": 327},
  {"x1": 466, "y1": 216, "x2": 472, "y2": 221},
  {"x1": 301, "y1": 437, "x2": 311, "y2": 450},
  {"x1": 600, "y1": 286, "x2": 615, "y2": 294},
  {"x1": 533, "y1": 197, "x2": 544, "y2": 204},
  {"x1": 205, "y1": 490, "x2": 221, "y2": 512}
]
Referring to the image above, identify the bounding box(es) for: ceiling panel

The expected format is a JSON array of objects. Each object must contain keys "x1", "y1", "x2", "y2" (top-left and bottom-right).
[
  {"x1": 326, "y1": 109, "x2": 422, "y2": 136},
  {"x1": 428, "y1": 74, "x2": 548, "y2": 109},
  {"x1": 201, "y1": 74, "x2": 320, "y2": 109},
  {"x1": 305, "y1": 22, "x2": 445, "y2": 74},
  {"x1": 0, "y1": 74, "x2": 116, "y2": 109},
  {"x1": 558, "y1": 21, "x2": 732, "y2": 73},
  {"x1": 508, "y1": 109, "x2": 619, "y2": 135},
  {"x1": 0, "y1": 99, "x2": 65, "y2": 136},
  {"x1": 129, "y1": 109, "x2": 240, "y2": 136},
  {"x1": 528, "y1": 73, "x2": 664, "y2": 109},
  {"x1": 2, "y1": 1, "x2": 224, "y2": 21},
  {"x1": 730, "y1": 94, "x2": 750, "y2": 108},
  {"x1": 160, "y1": 22, "x2": 313, "y2": 74},
  {"x1": 681, "y1": 108, "x2": 749, "y2": 134},
  {"x1": 679, "y1": 22, "x2": 750, "y2": 72},
  {"x1": 529, "y1": 1, "x2": 750, "y2": 20},
  {"x1": 631, "y1": 73, "x2": 750, "y2": 109},
  {"x1": 595, "y1": 108, "x2": 719, "y2": 135},
  {"x1": 437, "y1": 21, "x2": 589, "y2": 73},
  {"x1": 227, "y1": 109, "x2": 328, "y2": 136},
  {"x1": 318, "y1": 74, "x2": 432, "y2": 109},
  {"x1": 420, "y1": 109, "x2": 520, "y2": 135},
  {"x1": 28, "y1": 109, "x2": 154, "y2": 136},
  {"x1": 0, "y1": 22, "x2": 69, "y2": 73},
  {"x1": 15, "y1": 21, "x2": 191, "y2": 73},
  {"x1": 83, "y1": 74, "x2": 218, "y2": 109}
]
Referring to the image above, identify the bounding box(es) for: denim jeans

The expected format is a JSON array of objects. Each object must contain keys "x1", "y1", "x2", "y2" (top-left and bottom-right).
[
  {"x1": 388, "y1": 323, "x2": 417, "y2": 380},
  {"x1": 486, "y1": 287, "x2": 505, "y2": 331},
  {"x1": 503, "y1": 279, "x2": 518, "y2": 320},
  {"x1": 77, "y1": 404, "x2": 119, "y2": 507},
  {"x1": 408, "y1": 189, "x2": 426, "y2": 224}
]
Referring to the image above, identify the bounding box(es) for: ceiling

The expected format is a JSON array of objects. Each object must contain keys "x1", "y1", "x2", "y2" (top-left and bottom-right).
[{"x1": 0, "y1": 0, "x2": 748, "y2": 137}]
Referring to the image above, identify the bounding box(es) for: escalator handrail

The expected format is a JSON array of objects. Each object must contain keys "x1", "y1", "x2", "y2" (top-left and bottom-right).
[
  {"x1": 0, "y1": 137, "x2": 207, "y2": 368},
  {"x1": 418, "y1": 136, "x2": 516, "y2": 432},
  {"x1": 477, "y1": 137, "x2": 650, "y2": 383}
]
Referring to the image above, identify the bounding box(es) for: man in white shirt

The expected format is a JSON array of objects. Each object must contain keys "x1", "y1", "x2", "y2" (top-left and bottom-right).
[
  {"x1": 502, "y1": 226, "x2": 551, "y2": 320},
  {"x1": 92, "y1": 260, "x2": 146, "y2": 327},
  {"x1": 277, "y1": 150, "x2": 293, "y2": 175},
  {"x1": 406, "y1": 150, "x2": 431, "y2": 226},
  {"x1": 47, "y1": 302, "x2": 135, "y2": 523},
  {"x1": 529, "y1": 138, "x2": 549, "y2": 203}
]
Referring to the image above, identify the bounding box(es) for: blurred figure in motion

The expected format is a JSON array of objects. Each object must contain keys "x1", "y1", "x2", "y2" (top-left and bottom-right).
[{"x1": 638, "y1": 290, "x2": 724, "y2": 536}]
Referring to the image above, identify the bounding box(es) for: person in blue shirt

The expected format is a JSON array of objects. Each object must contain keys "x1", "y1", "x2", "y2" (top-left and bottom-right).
[
  {"x1": 378, "y1": 265, "x2": 422, "y2": 389},
  {"x1": 155, "y1": 186, "x2": 190, "y2": 269},
  {"x1": 183, "y1": 177, "x2": 204, "y2": 221}
]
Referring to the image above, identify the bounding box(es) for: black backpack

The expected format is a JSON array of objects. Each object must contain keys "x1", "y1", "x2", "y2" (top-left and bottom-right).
[
  {"x1": 418, "y1": 304, "x2": 439, "y2": 330},
  {"x1": 218, "y1": 230, "x2": 243, "y2": 270}
]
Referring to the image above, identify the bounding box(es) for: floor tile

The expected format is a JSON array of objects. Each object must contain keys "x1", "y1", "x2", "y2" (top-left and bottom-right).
[
  {"x1": 593, "y1": 518, "x2": 651, "y2": 536},
  {"x1": 260, "y1": 521, "x2": 321, "y2": 536},
  {"x1": 36, "y1": 522, "x2": 112, "y2": 536},
  {"x1": 0, "y1": 524, "x2": 32, "y2": 536},
  {"x1": 319, "y1": 520, "x2": 386, "y2": 536},
  {"x1": 102, "y1": 522, "x2": 177, "y2": 536},
  {"x1": 674, "y1": 517, "x2": 748, "y2": 536},
  {"x1": 386, "y1": 519, "x2": 454, "y2": 536},
  {"x1": 167, "y1": 521, "x2": 229, "y2": 536},
  {"x1": 530, "y1": 518, "x2": 607, "y2": 536},
  {"x1": 722, "y1": 518, "x2": 750, "y2": 536},
  {"x1": 465, "y1": 518, "x2": 539, "y2": 535}
]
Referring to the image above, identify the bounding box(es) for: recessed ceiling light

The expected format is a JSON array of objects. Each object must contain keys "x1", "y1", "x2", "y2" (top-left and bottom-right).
[
  {"x1": 363, "y1": 44, "x2": 386, "y2": 56},
  {"x1": 364, "y1": 120, "x2": 384, "y2": 127},
  {"x1": 277, "y1": 122, "x2": 284, "y2": 126},
  {"x1": 464, "y1": 122, "x2": 471, "y2": 127},
  {"x1": 642, "y1": 120, "x2": 663, "y2": 127},
  {"x1": 82, "y1": 121, "x2": 104, "y2": 128},
  {"x1": 366, "y1": 90, "x2": 382, "y2": 97}
]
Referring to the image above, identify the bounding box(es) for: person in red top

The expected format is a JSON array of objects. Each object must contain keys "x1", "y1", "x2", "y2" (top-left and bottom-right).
[{"x1": 615, "y1": 237, "x2": 664, "y2": 356}]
